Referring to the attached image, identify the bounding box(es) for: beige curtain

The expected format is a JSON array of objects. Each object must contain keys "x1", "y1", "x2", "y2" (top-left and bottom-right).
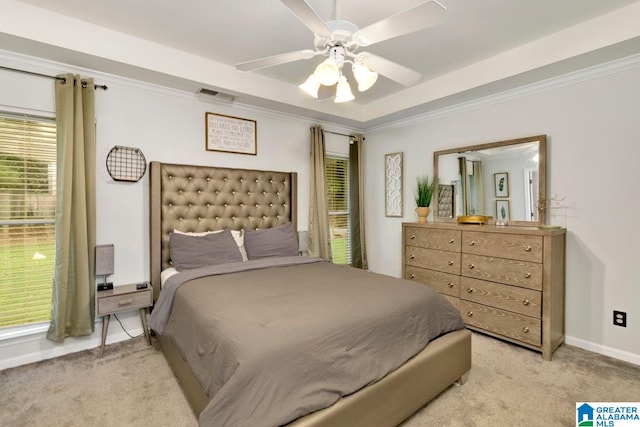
[
  {"x1": 349, "y1": 134, "x2": 367, "y2": 269},
  {"x1": 472, "y1": 161, "x2": 484, "y2": 215},
  {"x1": 308, "y1": 125, "x2": 331, "y2": 259},
  {"x1": 458, "y1": 157, "x2": 470, "y2": 215},
  {"x1": 47, "y1": 74, "x2": 97, "y2": 343}
]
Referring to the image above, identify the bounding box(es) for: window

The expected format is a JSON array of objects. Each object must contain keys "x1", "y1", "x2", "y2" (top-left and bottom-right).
[
  {"x1": 325, "y1": 156, "x2": 350, "y2": 264},
  {"x1": 0, "y1": 112, "x2": 56, "y2": 328}
]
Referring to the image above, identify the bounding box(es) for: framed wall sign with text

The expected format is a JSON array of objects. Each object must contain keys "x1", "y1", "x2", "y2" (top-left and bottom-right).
[{"x1": 205, "y1": 112, "x2": 257, "y2": 155}]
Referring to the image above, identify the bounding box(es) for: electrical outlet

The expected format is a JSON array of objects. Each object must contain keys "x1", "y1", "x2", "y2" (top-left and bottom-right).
[{"x1": 613, "y1": 310, "x2": 627, "y2": 327}]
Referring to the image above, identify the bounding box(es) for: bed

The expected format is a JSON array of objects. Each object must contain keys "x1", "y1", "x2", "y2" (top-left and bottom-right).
[{"x1": 148, "y1": 161, "x2": 471, "y2": 427}]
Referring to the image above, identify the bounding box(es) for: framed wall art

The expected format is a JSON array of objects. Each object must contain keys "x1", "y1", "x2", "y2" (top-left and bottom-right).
[
  {"x1": 205, "y1": 112, "x2": 257, "y2": 155},
  {"x1": 384, "y1": 152, "x2": 403, "y2": 217},
  {"x1": 496, "y1": 199, "x2": 511, "y2": 221},
  {"x1": 493, "y1": 172, "x2": 509, "y2": 197}
]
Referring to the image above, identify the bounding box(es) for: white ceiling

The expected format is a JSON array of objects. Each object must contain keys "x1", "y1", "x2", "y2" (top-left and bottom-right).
[{"x1": 3, "y1": 0, "x2": 640, "y2": 128}]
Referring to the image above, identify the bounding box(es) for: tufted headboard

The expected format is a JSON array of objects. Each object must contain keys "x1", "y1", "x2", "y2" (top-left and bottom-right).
[{"x1": 149, "y1": 161, "x2": 297, "y2": 302}]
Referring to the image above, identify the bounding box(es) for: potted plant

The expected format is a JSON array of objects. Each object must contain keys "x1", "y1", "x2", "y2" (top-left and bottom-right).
[{"x1": 414, "y1": 175, "x2": 435, "y2": 223}]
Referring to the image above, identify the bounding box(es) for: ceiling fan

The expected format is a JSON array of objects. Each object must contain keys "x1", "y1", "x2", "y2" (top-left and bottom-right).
[{"x1": 235, "y1": 0, "x2": 446, "y2": 102}]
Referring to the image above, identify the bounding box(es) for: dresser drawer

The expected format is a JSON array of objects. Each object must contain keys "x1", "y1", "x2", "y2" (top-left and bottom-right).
[
  {"x1": 462, "y1": 231, "x2": 542, "y2": 263},
  {"x1": 97, "y1": 289, "x2": 152, "y2": 315},
  {"x1": 405, "y1": 246, "x2": 461, "y2": 275},
  {"x1": 461, "y1": 253, "x2": 542, "y2": 290},
  {"x1": 460, "y1": 300, "x2": 541, "y2": 346},
  {"x1": 460, "y1": 276, "x2": 541, "y2": 318},
  {"x1": 404, "y1": 226, "x2": 461, "y2": 252},
  {"x1": 405, "y1": 265, "x2": 460, "y2": 297}
]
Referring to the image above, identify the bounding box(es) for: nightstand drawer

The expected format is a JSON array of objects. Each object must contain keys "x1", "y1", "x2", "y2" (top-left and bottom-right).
[{"x1": 98, "y1": 289, "x2": 152, "y2": 315}]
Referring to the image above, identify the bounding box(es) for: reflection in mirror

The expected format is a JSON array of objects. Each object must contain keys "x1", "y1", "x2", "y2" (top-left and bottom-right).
[{"x1": 433, "y1": 135, "x2": 546, "y2": 225}]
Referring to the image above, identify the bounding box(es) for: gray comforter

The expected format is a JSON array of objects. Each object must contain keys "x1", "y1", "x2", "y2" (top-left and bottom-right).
[{"x1": 149, "y1": 257, "x2": 465, "y2": 427}]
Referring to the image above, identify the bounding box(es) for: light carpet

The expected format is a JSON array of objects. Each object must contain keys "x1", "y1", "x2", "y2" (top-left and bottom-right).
[{"x1": 1, "y1": 332, "x2": 638, "y2": 426}]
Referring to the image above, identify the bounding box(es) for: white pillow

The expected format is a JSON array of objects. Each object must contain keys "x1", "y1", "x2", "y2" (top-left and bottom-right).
[
  {"x1": 161, "y1": 267, "x2": 179, "y2": 285},
  {"x1": 172, "y1": 229, "x2": 248, "y2": 261}
]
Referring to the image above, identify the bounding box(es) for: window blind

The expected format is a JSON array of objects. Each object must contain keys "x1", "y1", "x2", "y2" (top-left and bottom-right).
[
  {"x1": 0, "y1": 113, "x2": 56, "y2": 327},
  {"x1": 325, "y1": 156, "x2": 351, "y2": 265}
]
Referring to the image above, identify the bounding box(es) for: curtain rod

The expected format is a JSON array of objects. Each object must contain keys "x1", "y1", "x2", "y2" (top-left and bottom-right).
[
  {"x1": 326, "y1": 129, "x2": 367, "y2": 139},
  {"x1": 323, "y1": 130, "x2": 366, "y2": 142},
  {"x1": 324, "y1": 130, "x2": 353, "y2": 138},
  {"x1": 0, "y1": 65, "x2": 108, "y2": 90}
]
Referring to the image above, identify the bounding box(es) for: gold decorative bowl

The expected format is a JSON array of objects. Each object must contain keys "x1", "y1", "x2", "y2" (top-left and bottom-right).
[{"x1": 457, "y1": 215, "x2": 493, "y2": 224}]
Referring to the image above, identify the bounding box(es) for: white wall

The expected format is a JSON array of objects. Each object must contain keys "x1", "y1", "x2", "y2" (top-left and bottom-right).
[
  {"x1": 0, "y1": 51, "x2": 356, "y2": 369},
  {"x1": 364, "y1": 58, "x2": 640, "y2": 364},
  {"x1": 2, "y1": 49, "x2": 639, "y2": 369},
  {"x1": 93, "y1": 80, "x2": 315, "y2": 287}
]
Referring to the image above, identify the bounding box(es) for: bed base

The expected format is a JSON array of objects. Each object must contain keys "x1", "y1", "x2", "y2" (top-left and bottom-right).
[{"x1": 157, "y1": 328, "x2": 471, "y2": 427}]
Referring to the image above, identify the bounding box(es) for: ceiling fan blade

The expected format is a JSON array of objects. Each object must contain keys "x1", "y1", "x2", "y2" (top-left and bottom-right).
[
  {"x1": 353, "y1": 0, "x2": 446, "y2": 47},
  {"x1": 236, "y1": 49, "x2": 316, "y2": 72},
  {"x1": 359, "y1": 53, "x2": 422, "y2": 86},
  {"x1": 280, "y1": 0, "x2": 333, "y2": 38}
]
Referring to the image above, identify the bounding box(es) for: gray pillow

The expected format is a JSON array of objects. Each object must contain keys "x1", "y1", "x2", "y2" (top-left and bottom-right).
[
  {"x1": 169, "y1": 229, "x2": 243, "y2": 271},
  {"x1": 244, "y1": 222, "x2": 299, "y2": 260}
]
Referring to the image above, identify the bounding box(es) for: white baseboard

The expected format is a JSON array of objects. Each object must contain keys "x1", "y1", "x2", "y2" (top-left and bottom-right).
[
  {"x1": 3, "y1": 328, "x2": 638, "y2": 371},
  {"x1": 565, "y1": 335, "x2": 640, "y2": 366},
  {"x1": 0, "y1": 315, "x2": 144, "y2": 371}
]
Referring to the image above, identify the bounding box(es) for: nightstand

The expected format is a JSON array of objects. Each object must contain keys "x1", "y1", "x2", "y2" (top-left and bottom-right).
[{"x1": 97, "y1": 283, "x2": 153, "y2": 357}]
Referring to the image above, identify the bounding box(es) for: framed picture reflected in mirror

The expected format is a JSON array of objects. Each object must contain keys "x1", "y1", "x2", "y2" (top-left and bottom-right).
[{"x1": 494, "y1": 172, "x2": 509, "y2": 198}]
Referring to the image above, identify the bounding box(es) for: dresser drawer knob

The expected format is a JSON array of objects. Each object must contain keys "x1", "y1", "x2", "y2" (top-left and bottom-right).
[
  {"x1": 524, "y1": 245, "x2": 532, "y2": 252},
  {"x1": 449, "y1": 239, "x2": 454, "y2": 244},
  {"x1": 469, "y1": 240, "x2": 476, "y2": 246},
  {"x1": 118, "y1": 299, "x2": 133, "y2": 306},
  {"x1": 448, "y1": 283, "x2": 454, "y2": 288},
  {"x1": 448, "y1": 261, "x2": 454, "y2": 266},
  {"x1": 523, "y1": 299, "x2": 530, "y2": 306},
  {"x1": 410, "y1": 235, "x2": 416, "y2": 240},
  {"x1": 466, "y1": 288, "x2": 474, "y2": 293},
  {"x1": 410, "y1": 254, "x2": 415, "y2": 260},
  {"x1": 468, "y1": 264, "x2": 475, "y2": 269},
  {"x1": 467, "y1": 311, "x2": 473, "y2": 317},
  {"x1": 409, "y1": 274, "x2": 415, "y2": 279},
  {"x1": 522, "y1": 327, "x2": 530, "y2": 333},
  {"x1": 524, "y1": 272, "x2": 531, "y2": 278}
]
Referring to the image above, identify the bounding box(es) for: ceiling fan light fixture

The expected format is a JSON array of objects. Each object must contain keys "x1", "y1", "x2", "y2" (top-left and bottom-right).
[
  {"x1": 314, "y1": 58, "x2": 340, "y2": 86},
  {"x1": 334, "y1": 76, "x2": 355, "y2": 103},
  {"x1": 352, "y1": 62, "x2": 378, "y2": 92},
  {"x1": 299, "y1": 74, "x2": 321, "y2": 98}
]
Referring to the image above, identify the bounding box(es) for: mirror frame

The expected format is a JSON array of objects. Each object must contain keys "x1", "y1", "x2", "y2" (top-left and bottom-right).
[{"x1": 433, "y1": 135, "x2": 547, "y2": 226}]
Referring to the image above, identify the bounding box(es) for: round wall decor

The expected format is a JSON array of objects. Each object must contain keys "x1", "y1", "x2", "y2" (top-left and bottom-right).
[{"x1": 106, "y1": 145, "x2": 147, "y2": 182}]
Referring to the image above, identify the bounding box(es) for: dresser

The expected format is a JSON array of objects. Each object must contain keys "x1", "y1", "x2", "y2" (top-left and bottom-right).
[{"x1": 402, "y1": 222, "x2": 566, "y2": 360}]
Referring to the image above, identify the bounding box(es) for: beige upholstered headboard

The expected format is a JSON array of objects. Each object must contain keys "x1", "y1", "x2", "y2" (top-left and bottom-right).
[{"x1": 149, "y1": 161, "x2": 297, "y2": 302}]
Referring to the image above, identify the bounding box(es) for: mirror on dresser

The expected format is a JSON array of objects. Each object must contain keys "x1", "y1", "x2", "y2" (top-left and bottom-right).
[{"x1": 433, "y1": 135, "x2": 547, "y2": 225}]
